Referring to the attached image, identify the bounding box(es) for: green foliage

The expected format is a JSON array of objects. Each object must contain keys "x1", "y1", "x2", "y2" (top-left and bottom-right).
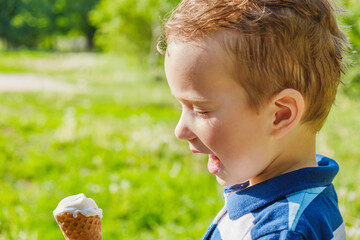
[
  {"x1": 52, "y1": 0, "x2": 99, "y2": 48},
  {"x1": 340, "y1": 0, "x2": 360, "y2": 97},
  {"x1": 0, "y1": 0, "x2": 51, "y2": 48},
  {"x1": 0, "y1": 0, "x2": 99, "y2": 49},
  {"x1": 90, "y1": 0, "x2": 178, "y2": 56},
  {"x1": 341, "y1": 0, "x2": 360, "y2": 51}
]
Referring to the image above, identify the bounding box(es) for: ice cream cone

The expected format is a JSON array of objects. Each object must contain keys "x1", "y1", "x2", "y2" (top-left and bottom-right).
[
  {"x1": 53, "y1": 193, "x2": 103, "y2": 240},
  {"x1": 55, "y1": 212, "x2": 102, "y2": 240}
]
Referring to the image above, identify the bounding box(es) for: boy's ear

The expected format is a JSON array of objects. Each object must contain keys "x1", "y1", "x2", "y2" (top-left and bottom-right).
[{"x1": 270, "y1": 89, "x2": 305, "y2": 138}]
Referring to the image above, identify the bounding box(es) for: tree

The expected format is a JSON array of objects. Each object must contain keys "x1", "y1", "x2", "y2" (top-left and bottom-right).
[
  {"x1": 52, "y1": 0, "x2": 99, "y2": 49},
  {"x1": 0, "y1": 0, "x2": 46, "y2": 48},
  {"x1": 0, "y1": 0, "x2": 99, "y2": 49},
  {"x1": 90, "y1": 0, "x2": 178, "y2": 60}
]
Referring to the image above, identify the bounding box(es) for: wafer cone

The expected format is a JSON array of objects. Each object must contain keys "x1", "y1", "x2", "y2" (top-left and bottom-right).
[{"x1": 55, "y1": 212, "x2": 102, "y2": 240}]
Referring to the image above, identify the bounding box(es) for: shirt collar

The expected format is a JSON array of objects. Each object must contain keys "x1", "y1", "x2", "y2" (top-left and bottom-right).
[{"x1": 225, "y1": 154, "x2": 339, "y2": 220}]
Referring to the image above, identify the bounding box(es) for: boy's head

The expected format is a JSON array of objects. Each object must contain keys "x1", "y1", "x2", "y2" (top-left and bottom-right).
[
  {"x1": 160, "y1": 0, "x2": 348, "y2": 132},
  {"x1": 159, "y1": 0, "x2": 348, "y2": 186}
]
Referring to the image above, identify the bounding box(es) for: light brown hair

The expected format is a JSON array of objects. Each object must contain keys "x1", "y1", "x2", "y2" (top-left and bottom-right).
[{"x1": 158, "y1": 0, "x2": 348, "y2": 131}]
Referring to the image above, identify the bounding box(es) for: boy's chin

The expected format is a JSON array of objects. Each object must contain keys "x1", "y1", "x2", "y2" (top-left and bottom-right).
[
  {"x1": 215, "y1": 176, "x2": 231, "y2": 187},
  {"x1": 216, "y1": 175, "x2": 249, "y2": 187}
]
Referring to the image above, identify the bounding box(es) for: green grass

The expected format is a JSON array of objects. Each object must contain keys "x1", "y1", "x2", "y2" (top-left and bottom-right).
[
  {"x1": 0, "y1": 52, "x2": 222, "y2": 240},
  {"x1": 0, "y1": 51, "x2": 359, "y2": 239}
]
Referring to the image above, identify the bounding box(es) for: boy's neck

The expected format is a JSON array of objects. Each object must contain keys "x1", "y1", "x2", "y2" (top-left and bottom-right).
[{"x1": 250, "y1": 126, "x2": 317, "y2": 186}]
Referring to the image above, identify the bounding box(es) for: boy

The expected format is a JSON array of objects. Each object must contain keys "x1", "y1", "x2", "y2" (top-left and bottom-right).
[{"x1": 159, "y1": 0, "x2": 347, "y2": 239}]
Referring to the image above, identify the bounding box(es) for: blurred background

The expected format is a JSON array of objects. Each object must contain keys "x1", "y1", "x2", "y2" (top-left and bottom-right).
[{"x1": 0, "y1": 0, "x2": 359, "y2": 239}]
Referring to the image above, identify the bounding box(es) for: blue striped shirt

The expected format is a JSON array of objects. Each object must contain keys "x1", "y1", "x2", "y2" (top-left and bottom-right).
[{"x1": 202, "y1": 154, "x2": 346, "y2": 240}]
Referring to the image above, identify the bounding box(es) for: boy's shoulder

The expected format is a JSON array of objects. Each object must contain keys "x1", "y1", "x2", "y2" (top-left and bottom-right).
[
  {"x1": 204, "y1": 155, "x2": 346, "y2": 240},
  {"x1": 249, "y1": 184, "x2": 345, "y2": 239}
]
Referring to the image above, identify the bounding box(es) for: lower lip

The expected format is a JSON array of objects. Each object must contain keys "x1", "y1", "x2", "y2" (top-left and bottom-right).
[{"x1": 208, "y1": 155, "x2": 221, "y2": 175}]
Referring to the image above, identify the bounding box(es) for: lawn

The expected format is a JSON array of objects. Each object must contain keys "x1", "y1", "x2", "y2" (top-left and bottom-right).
[{"x1": 0, "y1": 52, "x2": 359, "y2": 239}]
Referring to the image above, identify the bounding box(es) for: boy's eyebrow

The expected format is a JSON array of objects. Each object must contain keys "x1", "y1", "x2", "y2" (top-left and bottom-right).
[{"x1": 174, "y1": 95, "x2": 215, "y2": 105}]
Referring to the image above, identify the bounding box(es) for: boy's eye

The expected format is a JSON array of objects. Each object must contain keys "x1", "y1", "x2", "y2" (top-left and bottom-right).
[{"x1": 194, "y1": 111, "x2": 210, "y2": 118}]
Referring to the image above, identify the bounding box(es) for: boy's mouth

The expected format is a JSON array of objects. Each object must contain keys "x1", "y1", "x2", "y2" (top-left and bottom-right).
[{"x1": 208, "y1": 154, "x2": 221, "y2": 175}]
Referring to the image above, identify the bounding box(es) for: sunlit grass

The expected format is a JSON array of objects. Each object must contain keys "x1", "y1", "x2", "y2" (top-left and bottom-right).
[{"x1": 0, "y1": 52, "x2": 222, "y2": 239}]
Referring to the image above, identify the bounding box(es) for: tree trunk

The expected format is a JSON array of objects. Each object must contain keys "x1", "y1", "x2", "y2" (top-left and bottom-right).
[{"x1": 86, "y1": 26, "x2": 96, "y2": 50}]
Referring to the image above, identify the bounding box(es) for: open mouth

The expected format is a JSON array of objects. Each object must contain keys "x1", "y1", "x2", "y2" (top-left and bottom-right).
[{"x1": 208, "y1": 154, "x2": 221, "y2": 175}]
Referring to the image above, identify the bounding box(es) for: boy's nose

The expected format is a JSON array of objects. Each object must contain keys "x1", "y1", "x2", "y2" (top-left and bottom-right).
[{"x1": 174, "y1": 111, "x2": 196, "y2": 140}]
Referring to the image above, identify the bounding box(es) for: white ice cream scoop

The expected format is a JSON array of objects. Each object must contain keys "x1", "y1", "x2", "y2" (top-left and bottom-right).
[{"x1": 53, "y1": 193, "x2": 103, "y2": 218}]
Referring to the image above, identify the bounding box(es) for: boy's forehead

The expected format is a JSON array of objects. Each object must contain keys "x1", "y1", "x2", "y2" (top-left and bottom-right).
[
  {"x1": 165, "y1": 34, "x2": 235, "y2": 75},
  {"x1": 165, "y1": 42, "x2": 203, "y2": 65},
  {"x1": 164, "y1": 36, "x2": 242, "y2": 100},
  {"x1": 165, "y1": 42, "x2": 212, "y2": 91}
]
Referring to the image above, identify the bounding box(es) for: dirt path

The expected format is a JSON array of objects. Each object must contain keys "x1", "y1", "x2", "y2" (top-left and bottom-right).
[{"x1": 0, "y1": 73, "x2": 78, "y2": 92}]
